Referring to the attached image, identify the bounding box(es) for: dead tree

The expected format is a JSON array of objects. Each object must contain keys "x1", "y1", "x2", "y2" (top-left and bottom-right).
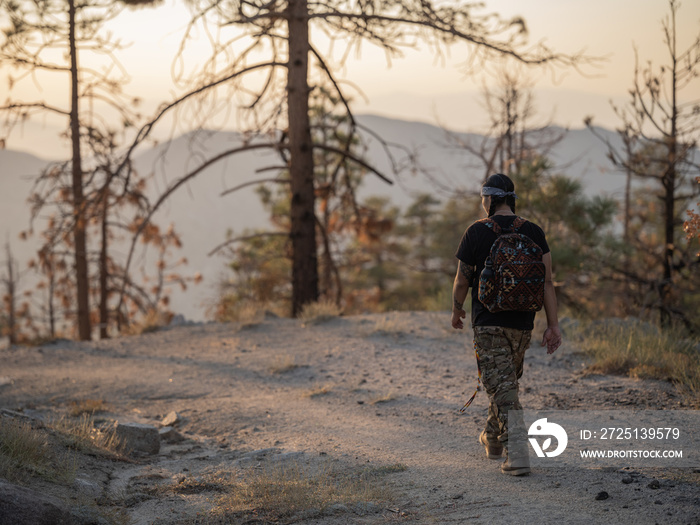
[
  {"x1": 169, "y1": 0, "x2": 594, "y2": 316},
  {"x1": 432, "y1": 68, "x2": 566, "y2": 204},
  {"x1": 587, "y1": 0, "x2": 700, "y2": 327},
  {"x1": 0, "y1": 0, "x2": 161, "y2": 339}
]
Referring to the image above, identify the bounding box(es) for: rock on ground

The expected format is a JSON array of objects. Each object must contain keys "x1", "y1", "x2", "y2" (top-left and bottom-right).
[
  {"x1": 114, "y1": 422, "x2": 160, "y2": 455},
  {"x1": 0, "y1": 480, "x2": 72, "y2": 525}
]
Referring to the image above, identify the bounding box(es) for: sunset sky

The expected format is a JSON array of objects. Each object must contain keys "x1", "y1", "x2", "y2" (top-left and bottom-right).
[{"x1": 2, "y1": 0, "x2": 699, "y2": 158}]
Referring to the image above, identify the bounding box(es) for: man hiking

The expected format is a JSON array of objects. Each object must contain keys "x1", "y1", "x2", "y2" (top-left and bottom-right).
[{"x1": 451, "y1": 173, "x2": 562, "y2": 476}]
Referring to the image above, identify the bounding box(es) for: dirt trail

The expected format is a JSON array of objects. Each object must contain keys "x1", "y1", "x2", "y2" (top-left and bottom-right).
[{"x1": 1, "y1": 311, "x2": 698, "y2": 524}]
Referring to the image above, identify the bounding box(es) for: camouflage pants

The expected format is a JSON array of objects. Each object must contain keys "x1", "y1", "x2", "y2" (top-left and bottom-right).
[{"x1": 473, "y1": 326, "x2": 531, "y2": 456}]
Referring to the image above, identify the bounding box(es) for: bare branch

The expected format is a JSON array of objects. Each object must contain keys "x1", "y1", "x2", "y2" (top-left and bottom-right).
[
  {"x1": 0, "y1": 102, "x2": 70, "y2": 117},
  {"x1": 207, "y1": 231, "x2": 288, "y2": 257},
  {"x1": 220, "y1": 177, "x2": 290, "y2": 197},
  {"x1": 309, "y1": 7, "x2": 589, "y2": 68},
  {"x1": 115, "y1": 142, "x2": 282, "y2": 315},
  {"x1": 0, "y1": 53, "x2": 71, "y2": 72},
  {"x1": 313, "y1": 143, "x2": 393, "y2": 185},
  {"x1": 113, "y1": 61, "x2": 287, "y2": 193}
]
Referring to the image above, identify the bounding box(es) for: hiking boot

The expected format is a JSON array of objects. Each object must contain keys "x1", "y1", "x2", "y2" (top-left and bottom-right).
[
  {"x1": 500, "y1": 454, "x2": 531, "y2": 476},
  {"x1": 479, "y1": 430, "x2": 503, "y2": 459}
]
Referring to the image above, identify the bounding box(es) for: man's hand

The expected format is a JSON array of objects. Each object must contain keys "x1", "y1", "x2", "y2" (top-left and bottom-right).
[
  {"x1": 452, "y1": 308, "x2": 466, "y2": 330},
  {"x1": 541, "y1": 325, "x2": 562, "y2": 354}
]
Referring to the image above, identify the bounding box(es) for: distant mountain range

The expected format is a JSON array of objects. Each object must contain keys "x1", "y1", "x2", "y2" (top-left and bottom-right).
[{"x1": 0, "y1": 114, "x2": 633, "y2": 321}]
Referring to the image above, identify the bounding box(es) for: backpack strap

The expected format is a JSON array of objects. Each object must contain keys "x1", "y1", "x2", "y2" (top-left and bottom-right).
[
  {"x1": 512, "y1": 216, "x2": 527, "y2": 232},
  {"x1": 477, "y1": 216, "x2": 527, "y2": 234},
  {"x1": 476, "y1": 217, "x2": 502, "y2": 235}
]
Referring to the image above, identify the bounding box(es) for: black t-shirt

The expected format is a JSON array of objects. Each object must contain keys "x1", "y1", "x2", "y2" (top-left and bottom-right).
[{"x1": 455, "y1": 215, "x2": 550, "y2": 330}]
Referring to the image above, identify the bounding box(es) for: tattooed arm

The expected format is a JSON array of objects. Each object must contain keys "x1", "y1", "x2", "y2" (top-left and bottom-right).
[{"x1": 452, "y1": 261, "x2": 475, "y2": 330}]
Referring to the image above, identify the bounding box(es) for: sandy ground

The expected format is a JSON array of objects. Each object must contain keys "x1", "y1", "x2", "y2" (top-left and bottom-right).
[{"x1": 1, "y1": 311, "x2": 699, "y2": 524}]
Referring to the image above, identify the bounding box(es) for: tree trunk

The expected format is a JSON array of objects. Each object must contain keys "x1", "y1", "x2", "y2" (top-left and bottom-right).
[
  {"x1": 624, "y1": 166, "x2": 631, "y2": 243},
  {"x1": 99, "y1": 190, "x2": 109, "y2": 339},
  {"x1": 48, "y1": 268, "x2": 55, "y2": 338},
  {"x1": 69, "y1": 0, "x2": 91, "y2": 340},
  {"x1": 660, "y1": 7, "x2": 679, "y2": 328},
  {"x1": 320, "y1": 212, "x2": 333, "y2": 300},
  {"x1": 374, "y1": 251, "x2": 385, "y2": 303},
  {"x1": 4, "y1": 243, "x2": 17, "y2": 345},
  {"x1": 318, "y1": 212, "x2": 343, "y2": 307},
  {"x1": 661, "y1": 158, "x2": 675, "y2": 327},
  {"x1": 286, "y1": 0, "x2": 318, "y2": 316}
]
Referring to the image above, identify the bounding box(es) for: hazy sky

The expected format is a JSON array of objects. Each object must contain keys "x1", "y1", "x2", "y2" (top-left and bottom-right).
[{"x1": 2, "y1": 0, "x2": 699, "y2": 158}]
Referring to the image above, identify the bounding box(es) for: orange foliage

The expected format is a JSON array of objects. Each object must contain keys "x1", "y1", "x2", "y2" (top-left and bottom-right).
[
  {"x1": 356, "y1": 215, "x2": 393, "y2": 244},
  {"x1": 684, "y1": 177, "x2": 700, "y2": 256}
]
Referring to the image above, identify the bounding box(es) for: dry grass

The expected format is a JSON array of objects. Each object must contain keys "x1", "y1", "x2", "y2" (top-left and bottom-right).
[
  {"x1": 370, "y1": 313, "x2": 407, "y2": 335},
  {"x1": 369, "y1": 392, "x2": 397, "y2": 405},
  {"x1": 49, "y1": 415, "x2": 124, "y2": 457},
  {"x1": 122, "y1": 309, "x2": 172, "y2": 336},
  {"x1": 214, "y1": 300, "x2": 286, "y2": 325},
  {"x1": 68, "y1": 399, "x2": 108, "y2": 417},
  {"x1": 233, "y1": 302, "x2": 267, "y2": 324},
  {"x1": 303, "y1": 384, "x2": 333, "y2": 398},
  {"x1": 577, "y1": 320, "x2": 700, "y2": 402},
  {"x1": 0, "y1": 417, "x2": 76, "y2": 484},
  {"x1": 0, "y1": 416, "x2": 130, "y2": 525},
  {"x1": 299, "y1": 299, "x2": 342, "y2": 324},
  {"x1": 152, "y1": 460, "x2": 402, "y2": 524},
  {"x1": 363, "y1": 463, "x2": 408, "y2": 476},
  {"x1": 142, "y1": 474, "x2": 230, "y2": 497},
  {"x1": 206, "y1": 461, "x2": 393, "y2": 523},
  {"x1": 268, "y1": 354, "x2": 300, "y2": 375}
]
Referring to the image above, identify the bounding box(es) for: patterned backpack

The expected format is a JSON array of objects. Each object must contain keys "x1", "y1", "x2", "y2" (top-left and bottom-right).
[{"x1": 477, "y1": 217, "x2": 545, "y2": 313}]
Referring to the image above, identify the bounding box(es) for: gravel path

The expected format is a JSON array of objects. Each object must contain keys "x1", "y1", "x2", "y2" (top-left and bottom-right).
[{"x1": 1, "y1": 311, "x2": 698, "y2": 524}]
